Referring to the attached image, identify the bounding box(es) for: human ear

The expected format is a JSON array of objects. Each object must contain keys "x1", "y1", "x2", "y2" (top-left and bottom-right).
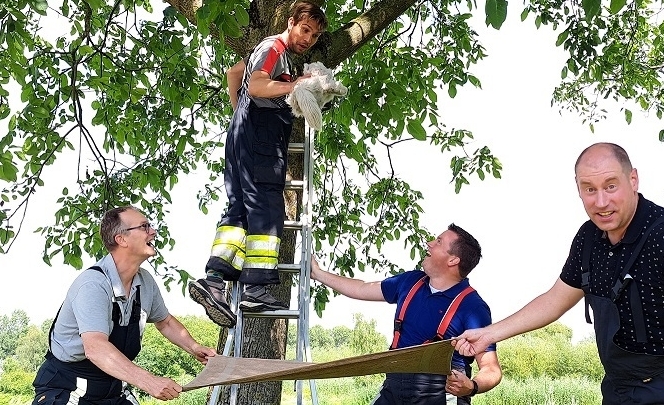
[
  {"x1": 449, "y1": 256, "x2": 460, "y2": 266},
  {"x1": 114, "y1": 233, "x2": 128, "y2": 247}
]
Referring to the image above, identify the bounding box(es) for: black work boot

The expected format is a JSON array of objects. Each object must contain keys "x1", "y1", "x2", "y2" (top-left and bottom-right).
[
  {"x1": 240, "y1": 284, "x2": 289, "y2": 312},
  {"x1": 188, "y1": 278, "x2": 237, "y2": 327}
]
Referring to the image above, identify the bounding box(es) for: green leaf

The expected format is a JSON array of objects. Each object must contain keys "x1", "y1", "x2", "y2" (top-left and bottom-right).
[
  {"x1": 196, "y1": 6, "x2": 211, "y2": 37},
  {"x1": 609, "y1": 0, "x2": 627, "y2": 14},
  {"x1": 582, "y1": 0, "x2": 601, "y2": 21},
  {"x1": 659, "y1": 129, "x2": 664, "y2": 142},
  {"x1": 448, "y1": 83, "x2": 457, "y2": 98},
  {"x1": 406, "y1": 119, "x2": 427, "y2": 141},
  {"x1": 30, "y1": 0, "x2": 48, "y2": 15},
  {"x1": 85, "y1": 0, "x2": 103, "y2": 10},
  {"x1": 28, "y1": 105, "x2": 50, "y2": 119},
  {"x1": 485, "y1": 0, "x2": 508, "y2": 29},
  {"x1": 555, "y1": 30, "x2": 569, "y2": 47},
  {"x1": 0, "y1": 161, "x2": 18, "y2": 182},
  {"x1": 386, "y1": 82, "x2": 406, "y2": 97},
  {"x1": 234, "y1": 4, "x2": 250, "y2": 26},
  {"x1": 624, "y1": 109, "x2": 632, "y2": 124}
]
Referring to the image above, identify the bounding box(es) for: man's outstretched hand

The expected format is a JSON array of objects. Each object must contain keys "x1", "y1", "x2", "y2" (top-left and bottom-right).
[{"x1": 451, "y1": 328, "x2": 492, "y2": 357}]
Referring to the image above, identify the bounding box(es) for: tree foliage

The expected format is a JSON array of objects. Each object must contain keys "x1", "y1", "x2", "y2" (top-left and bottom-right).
[
  {"x1": 0, "y1": 310, "x2": 29, "y2": 360},
  {"x1": 0, "y1": 0, "x2": 504, "y2": 288},
  {"x1": 494, "y1": 323, "x2": 603, "y2": 381},
  {"x1": 524, "y1": 0, "x2": 664, "y2": 136},
  {"x1": 1, "y1": 0, "x2": 662, "y2": 289},
  {"x1": 13, "y1": 324, "x2": 49, "y2": 372}
]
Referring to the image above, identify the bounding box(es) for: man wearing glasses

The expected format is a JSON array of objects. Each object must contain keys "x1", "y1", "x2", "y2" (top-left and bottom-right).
[{"x1": 32, "y1": 206, "x2": 217, "y2": 405}]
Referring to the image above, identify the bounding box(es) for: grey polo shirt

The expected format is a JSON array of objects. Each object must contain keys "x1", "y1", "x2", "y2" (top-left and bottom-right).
[{"x1": 50, "y1": 254, "x2": 169, "y2": 362}]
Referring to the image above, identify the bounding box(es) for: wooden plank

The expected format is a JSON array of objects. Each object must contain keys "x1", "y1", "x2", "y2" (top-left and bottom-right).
[{"x1": 182, "y1": 340, "x2": 454, "y2": 391}]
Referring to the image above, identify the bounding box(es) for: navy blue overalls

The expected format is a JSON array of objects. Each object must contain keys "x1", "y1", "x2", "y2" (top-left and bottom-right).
[
  {"x1": 216, "y1": 87, "x2": 293, "y2": 285},
  {"x1": 582, "y1": 221, "x2": 664, "y2": 404},
  {"x1": 32, "y1": 267, "x2": 141, "y2": 405}
]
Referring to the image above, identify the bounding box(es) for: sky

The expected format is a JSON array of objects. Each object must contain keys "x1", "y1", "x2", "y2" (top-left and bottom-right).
[{"x1": 2, "y1": 6, "x2": 664, "y2": 346}]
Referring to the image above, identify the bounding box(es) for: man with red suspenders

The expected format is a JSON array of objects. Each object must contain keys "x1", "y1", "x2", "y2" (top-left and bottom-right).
[{"x1": 311, "y1": 223, "x2": 502, "y2": 405}]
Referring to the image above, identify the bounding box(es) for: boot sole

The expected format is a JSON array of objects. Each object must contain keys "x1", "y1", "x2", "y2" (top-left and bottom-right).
[
  {"x1": 239, "y1": 300, "x2": 289, "y2": 312},
  {"x1": 189, "y1": 282, "x2": 237, "y2": 327}
]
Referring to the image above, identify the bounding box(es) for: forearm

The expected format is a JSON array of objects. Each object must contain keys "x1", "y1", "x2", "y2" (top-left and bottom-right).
[
  {"x1": 312, "y1": 267, "x2": 384, "y2": 301},
  {"x1": 247, "y1": 75, "x2": 295, "y2": 99},
  {"x1": 226, "y1": 60, "x2": 244, "y2": 111},
  {"x1": 85, "y1": 337, "x2": 157, "y2": 391},
  {"x1": 485, "y1": 279, "x2": 583, "y2": 343},
  {"x1": 471, "y1": 363, "x2": 502, "y2": 394},
  {"x1": 155, "y1": 315, "x2": 199, "y2": 355}
]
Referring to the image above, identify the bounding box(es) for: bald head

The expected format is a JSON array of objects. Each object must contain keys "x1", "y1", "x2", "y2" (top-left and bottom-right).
[{"x1": 575, "y1": 142, "x2": 632, "y2": 176}]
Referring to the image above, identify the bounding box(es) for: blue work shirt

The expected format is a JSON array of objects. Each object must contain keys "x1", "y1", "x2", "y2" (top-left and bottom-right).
[{"x1": 381, "y1": 270, "x2": 496, "y2": 370}]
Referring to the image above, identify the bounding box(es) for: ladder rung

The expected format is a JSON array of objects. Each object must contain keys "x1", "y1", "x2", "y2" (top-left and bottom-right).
[
  {"x1": 288, "y1": 143, "x2": 305, "y2": 153},
  {"x1": 243, "y1": 309, "x2": 300, "y2": 319},
  {"x1": 278, "y1": 263, "x2": 301, "y2": 273},
  {"x1": 284, "y1": 220, "x2": 303, "y2": 230},
  {"x1": 285, "y1": 180, "x2": 304, "y2": 190}
]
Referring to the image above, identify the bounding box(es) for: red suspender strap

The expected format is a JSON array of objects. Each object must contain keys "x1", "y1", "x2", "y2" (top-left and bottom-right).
[
  {"x1": 390, "y1": 276, "x2": 428, "y2": 349},
  {"x1": 430, "y1": 286, "x2": 475, "y2": 342}
]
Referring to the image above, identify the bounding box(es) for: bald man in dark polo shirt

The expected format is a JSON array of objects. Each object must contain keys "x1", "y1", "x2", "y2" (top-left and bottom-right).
[{"x1": 454, "y1": 142, "x2": 664, "y2": 404}]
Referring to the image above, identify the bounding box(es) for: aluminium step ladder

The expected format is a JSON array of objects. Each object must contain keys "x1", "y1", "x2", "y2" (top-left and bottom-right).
[{"x1": 207, "y1": 127, "x2": 318, "y2": 405}]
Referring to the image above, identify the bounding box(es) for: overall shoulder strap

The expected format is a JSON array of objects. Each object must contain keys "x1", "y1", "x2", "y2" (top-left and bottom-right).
[
  {"x1": 611, "y1": 216, "x2": 664, "y2": 301},
  {"x1": 611, "y1": 216, "x2": 664, "y2": 343},
  {"x1": 390, "y1": 276, "x2": 428, "y2": 349},
  {"x1": 580, "y1": 222, "x2": 597, "y2": 325},
  {"x1": 430, "y1": 286, "x2": 475, "y2": 342}
]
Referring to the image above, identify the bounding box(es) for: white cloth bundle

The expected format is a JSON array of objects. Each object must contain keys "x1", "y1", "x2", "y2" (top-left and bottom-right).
[{"x1": 286, "y1": 62, "x2": 348, "y2": 130}]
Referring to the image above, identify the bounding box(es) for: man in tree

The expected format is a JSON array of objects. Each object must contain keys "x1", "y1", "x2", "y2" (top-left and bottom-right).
[
  {"x1": 189, "y1": 1, "x2": 328, "y2": 327},
  {"x1": 453, "y1": 143, "x2": 664, "y2": 404},
  {"x1": 311, "y1": 224, "x2": 502, "y2": 404},
  {"x1": 32, "y1": 206, "x2": 217, "y2": 404}
]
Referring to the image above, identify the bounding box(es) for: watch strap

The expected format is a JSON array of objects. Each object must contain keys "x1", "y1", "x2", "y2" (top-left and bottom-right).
[{"x1": 469, "y1": 379, "x2": 479, "y2": 397}]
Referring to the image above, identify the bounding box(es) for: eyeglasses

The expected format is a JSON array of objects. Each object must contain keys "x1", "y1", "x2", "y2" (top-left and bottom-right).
[{"x1": 122, "y1": 223, "x2": 155, "y2": 233}]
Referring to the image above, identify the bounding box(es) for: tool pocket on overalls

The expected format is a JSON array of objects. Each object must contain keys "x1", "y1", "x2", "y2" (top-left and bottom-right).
[
  {"x1": 32, "y1": 388, "x2": 66, "y2": 405},
  {"x1": 253, "y1": 141, "x2": 285, "y2": 185}
]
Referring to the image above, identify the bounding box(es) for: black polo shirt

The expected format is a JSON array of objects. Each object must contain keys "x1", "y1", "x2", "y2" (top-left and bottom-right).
[{"x1": 561, "y1": 194, "x2": 664, "y2": 354}]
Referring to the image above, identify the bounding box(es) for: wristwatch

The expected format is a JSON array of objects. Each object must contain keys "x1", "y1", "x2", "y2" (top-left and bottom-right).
[{"x1": 469, "y1": 380, "x2": 479, "y2": 397}]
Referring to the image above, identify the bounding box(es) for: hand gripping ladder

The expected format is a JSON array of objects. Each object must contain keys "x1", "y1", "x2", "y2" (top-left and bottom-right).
[{"x1": 207, "y1": 127, "x2": 318, "y2": 405}]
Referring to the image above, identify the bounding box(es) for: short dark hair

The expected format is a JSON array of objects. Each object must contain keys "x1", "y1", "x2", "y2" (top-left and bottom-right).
[
  {"x1": 290, "y1": 1, "x2": 328, "y2": 31},
  {"x1": 575, "y1": 142, "x2": 632, "y2": 175},
  {"x1": 447, "y1": 223, "x2": 482, "y2": 278},
  {"x1": 100, "y1": 206, "x2": 135, "y2": 251}
]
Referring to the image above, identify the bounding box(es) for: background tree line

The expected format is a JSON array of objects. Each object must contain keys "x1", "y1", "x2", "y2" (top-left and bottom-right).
[{"x1": 0, "y1": 309, "x2": 602, "y2": 404}]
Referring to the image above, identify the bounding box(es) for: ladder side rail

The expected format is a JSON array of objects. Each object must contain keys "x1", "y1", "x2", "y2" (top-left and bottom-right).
[
  {"x1": 229, "y1": 284, "x2": 245, "y2": 405},
  {"x1": 207, "y1": 282, "x2": 241, "y2": 405},
  {"x1": 295, "y1": 126, "x2": 318, "y2": 404}
]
